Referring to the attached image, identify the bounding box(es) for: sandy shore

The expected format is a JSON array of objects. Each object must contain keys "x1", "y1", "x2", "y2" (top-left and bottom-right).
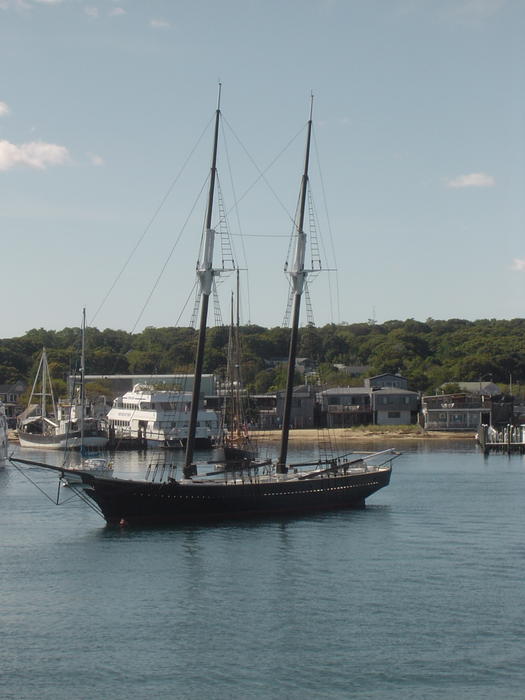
[
  {"x1": 8, "y1": 427, "x2": 473, "y2": 445},
  {"x1": 250, "y1": 428, "x2": 473, "y2": 444}
]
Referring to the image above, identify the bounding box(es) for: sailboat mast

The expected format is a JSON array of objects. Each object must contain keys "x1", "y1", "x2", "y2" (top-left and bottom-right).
[
  {"x1": 40, "y1": 349, "x2": 47, "y2": 421},
  {"x1": 277, "y1": 96, "x2": 313, "y2": 473},
  {"x1": 184, "y1": 85, "x2": 222, "y2": 478},
  {"x1": 234, "y1": 269, "x2": 241, "y2": 435},
  {"x1": 80, "y1": 307, "x2": 86, "y2": 452}
]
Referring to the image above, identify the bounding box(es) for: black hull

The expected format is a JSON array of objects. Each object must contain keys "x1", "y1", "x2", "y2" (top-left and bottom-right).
[{"x1": 76, "y1": 467, "x2": 391, "y2": 526}]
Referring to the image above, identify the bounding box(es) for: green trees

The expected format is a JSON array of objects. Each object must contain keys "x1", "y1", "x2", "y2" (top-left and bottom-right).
[{"x1": 1, "y1": 317, "x2": 524, "y2": 396}]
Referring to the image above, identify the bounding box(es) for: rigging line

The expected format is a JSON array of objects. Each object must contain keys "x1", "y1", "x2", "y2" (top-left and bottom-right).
[
  {"x1": 313, "y1": 128, "x2": 341, "y2": 324},
  {"x1": 219, "y1": 120, "x2": 252, "y2": 324},
  {"x1": 127, "y1": 176, "x2": 209, "y2": 335},
  {"x1": 174, "y1": 279, "x2": 199, "y2": 327},
  {"x1": 9, "y1": 458, "x2": 74, "y2": 506},
  {"x1": 221, "y1": 114, "x2": 305, "y2": 227},
  {"x1": 89, "y1": 115, "x2": 215, "y2": 327},
  {"x1": 307, "y1": 184, "x2": 336, "y2": 324},
  {"x1": 66, "y1": 483, "x2": 106, "y2": 518}
]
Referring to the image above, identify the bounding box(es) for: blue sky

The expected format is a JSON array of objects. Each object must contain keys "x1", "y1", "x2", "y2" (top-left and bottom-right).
[{"x1": 1, "y1": 0, "x2": 524, "y2": 338}]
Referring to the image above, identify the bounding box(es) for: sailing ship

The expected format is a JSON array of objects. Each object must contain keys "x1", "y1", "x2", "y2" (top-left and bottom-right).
[
  {"x1": 17, "y1": 328, "x2": 108, "y2": 451},
  {"x1": 11, "y1": 89, "x2": 397, "y2": 525}
]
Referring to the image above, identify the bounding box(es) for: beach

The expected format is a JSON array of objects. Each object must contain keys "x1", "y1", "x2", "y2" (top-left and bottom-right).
[{"x1": 251, "y1": 427, "x2": 474, "y2": 443}]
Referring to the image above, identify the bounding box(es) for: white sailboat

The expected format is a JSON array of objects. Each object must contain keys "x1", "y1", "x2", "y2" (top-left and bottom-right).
[
  {"x1": 17, "y1": 319, "x2": 108, "y2": 451},
  {"x1": 61, "y1": 309, "x2": 113, "y2": 484}
]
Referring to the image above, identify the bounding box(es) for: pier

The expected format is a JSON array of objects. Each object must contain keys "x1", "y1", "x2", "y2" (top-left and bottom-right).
[{"x1": 478, "y1": 424, "x2": 525, "y2": 455}]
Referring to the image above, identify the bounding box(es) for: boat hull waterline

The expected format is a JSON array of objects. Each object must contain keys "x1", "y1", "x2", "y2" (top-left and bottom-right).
[
  {"x1": 11, "y1": 457, "x2": 391, "y2": 525},
  {"x1": 18, "y1": 430, "x2": 108, "y2": 450}
]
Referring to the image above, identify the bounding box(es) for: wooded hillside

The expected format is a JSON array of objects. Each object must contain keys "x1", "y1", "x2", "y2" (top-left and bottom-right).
[{"x1": 1, "y1": 318, "x2": 524, "y2": 397}]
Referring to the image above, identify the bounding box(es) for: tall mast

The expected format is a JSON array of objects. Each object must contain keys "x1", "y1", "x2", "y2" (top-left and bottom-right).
[
  {"x1": 28, "y1": 348, "x2": 56, "y2": 421},
  {"x1": 41, "y1": 350, "x2": 47, "y2": 421},
  {"x1": 183, "y1": 84, "x2": 222, "y2": 478},
  {"x1": 234, "y1": 268, "x2": 241, "y2": 435},
  {"x1": 277, "y1": 95, "x2": 313, "y2": 473},
  {"x1": 80, "y1": 307, "x2": 86, "y2": 454}
]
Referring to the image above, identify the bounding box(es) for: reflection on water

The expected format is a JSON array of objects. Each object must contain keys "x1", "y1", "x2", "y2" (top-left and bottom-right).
[
  {"x1": 4, "y1": 437, "x2": 525, "y2": 699},
  {"x1": 9, "y1": 434, "x2": 480, "y2": 478}
]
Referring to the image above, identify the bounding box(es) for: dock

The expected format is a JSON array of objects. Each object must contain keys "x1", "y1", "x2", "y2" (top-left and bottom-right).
[{"x1": 477, "y1": 424, "x2": 525, "y2": 455}]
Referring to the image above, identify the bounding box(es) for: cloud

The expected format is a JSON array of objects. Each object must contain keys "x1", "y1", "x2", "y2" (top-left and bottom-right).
[
  {"x1": 0, "y1": 140, "x2": 69, "y2": 171},
  {"x1": 0, "y1": 0, "x2": 64, "y2": 8},
  {"x1": 84, "y1": 5, "x2": 99, "y2": 19},
  {"x1": 0, "y1": 101, "x2": 9, "y2": 116},
  {"x1": 88, "y1": 152, "x2": 104, "y2": 166},
  {"x1": 150, "y1": 18, "x2": 170, "y2": 29},
  {"x1": 109, "y1": 7, "x2": 125, "y2": 16},
  {"x1": 511, "y1": 259, "x2": 525, "y2": 272},
  {"x1": 446, "y1": 172, "x2": 496, "y2": 188}
]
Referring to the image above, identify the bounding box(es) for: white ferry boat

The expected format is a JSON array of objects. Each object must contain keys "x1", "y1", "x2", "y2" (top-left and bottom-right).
[
  {"x1": 107, "y1": 384, "x2": 219, "y2": 448},
  {"x1": 0, "y1": 400, "x2": 8, "y2": 465}
]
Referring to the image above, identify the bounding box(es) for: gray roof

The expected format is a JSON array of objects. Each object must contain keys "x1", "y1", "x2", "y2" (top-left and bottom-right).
[
  {"x1": 318, "y1": 387, "x2": 371, "y2": 395},
  {"x1": 0, "y1": 382, "x2": 26, "y2": 393},
  {"x1": 368, "y1": 373, "x2": 407, "y2": 381},
  {"x1": 372, "y1": 387, "x2": 418, "y2": 396}
]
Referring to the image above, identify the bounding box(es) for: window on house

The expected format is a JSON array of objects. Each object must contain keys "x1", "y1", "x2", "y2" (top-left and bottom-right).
[{"x1": 388, "y1": 411, "x2": 401, "y2": 418}]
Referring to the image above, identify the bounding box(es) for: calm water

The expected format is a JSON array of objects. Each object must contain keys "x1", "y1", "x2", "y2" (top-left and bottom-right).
[{"x1": 2, "y1": 440, "x2": 525, "y2": 700}]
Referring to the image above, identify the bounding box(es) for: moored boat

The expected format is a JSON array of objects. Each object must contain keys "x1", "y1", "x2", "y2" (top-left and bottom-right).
[
  {"x1": 10, "y1": 89, "x2": 398, "y2": 525},
  {"x1": 60, "y1": 309, "x2": 113, "y2": 485},
  {"x1": 17, "y1": 345, "x2": 108, "y2": 451},
  {"x1": 107, "y1": 384, "x2": 219, "y2": 448}
]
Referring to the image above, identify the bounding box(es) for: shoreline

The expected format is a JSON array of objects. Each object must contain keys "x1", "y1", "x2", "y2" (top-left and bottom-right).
[
  {"x1": 250, "y1": 428, "x2": 474, "y2": 443},
  {"x1": 8, "y1": 427, "x2": 475, "y2": 446}
]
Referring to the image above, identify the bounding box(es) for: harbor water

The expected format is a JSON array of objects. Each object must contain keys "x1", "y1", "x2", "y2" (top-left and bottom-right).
[{"x1": 2, "y1": 440, "x2": 525, "y2": 699}]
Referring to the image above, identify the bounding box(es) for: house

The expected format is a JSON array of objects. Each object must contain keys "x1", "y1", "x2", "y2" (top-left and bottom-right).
[
  {"x1": 317, "y1": 387, "x2": 372, "y2": 428},
  {"x1": 370, "y1": 387, "x2": 419, "y2": 425},
  {"x1": 276, "y1": 385, "x2": 317, "y2": 428},
  {"x1": 365, "y1": 373, "x2": 409, "y2": 390},
  {"x1": 250, "y1": 393, "x2": 279, "y2": 429},
  {"x1": 421, "y1": 392, "x2": 513, "y2": 431},
  {"x1": 251, "y1": 385, "x2": 317, "y2": 429},
  {"x1": 317, "y1": 380, "x2": 419, "y2": 427},
  {"x1": 0, "y1": 381, "x2": 26, "y2": 422}
]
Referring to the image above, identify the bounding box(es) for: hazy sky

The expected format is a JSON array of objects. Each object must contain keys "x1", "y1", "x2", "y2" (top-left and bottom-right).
[{"x1": 1, "y1": 0, "x2": 524, "y2": 338}]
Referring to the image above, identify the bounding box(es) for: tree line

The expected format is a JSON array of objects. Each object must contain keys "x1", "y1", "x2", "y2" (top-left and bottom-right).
[{"x1": 1, "y1": 317, "x2": 524, "y2": 398}]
